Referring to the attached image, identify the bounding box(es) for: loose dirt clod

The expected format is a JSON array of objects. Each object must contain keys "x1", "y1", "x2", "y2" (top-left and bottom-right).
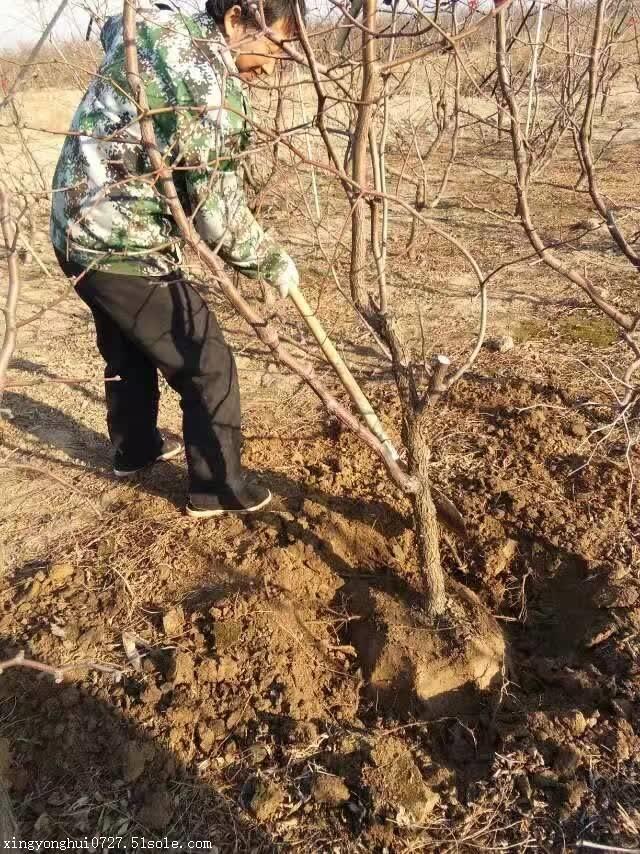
[
  {"x1": 486, "y1": 537, "x2": 519, "y2": 577},
  {"x1": 246, "y1": 778, "x2": 285, "y2": 822},
  {"x1": 162, "y1": 606, "x2": 185, "y2": 636},
  {"x1": 137, "y1": 787, "x2": 174, "y2": 831},
  {"x1": 364, "y1": 737, "x2": 440, "y2": 825},
  {"x1": 47, "y1": 562, "x2": 74, "y2": 587},
  {"x1": 553, "y1": 744, "x2": 582, "y2": 778},
  {"x1": 197, "y1": 718, "x2": 225, "y2": 754},
  {"x1": 213, "y1": 620, "x2": 242, "y2": 652},
  {"x1": 169, "y1": 651, "x2": 195, "y2": 686},
  {"x1": 310, "y1": 773, "x2": 350, "y2": 806},
  {"x1": 124, "y1": 742, "x2": 146, "y2": 783},
  {"x1": 486, "y1": 335, "x2": 515, "y2": 353},
  {"x1": 562, "y1": 709, "x2": 589, "y2": 737}
]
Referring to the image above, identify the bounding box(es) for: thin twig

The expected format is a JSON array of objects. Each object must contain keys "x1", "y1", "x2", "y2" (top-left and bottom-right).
[{"x1": 0, "y1": 650, "x2": 122, "y2": 682}]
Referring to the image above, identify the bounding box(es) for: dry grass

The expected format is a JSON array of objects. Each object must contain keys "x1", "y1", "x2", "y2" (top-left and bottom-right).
[{"x1": 0, "y1": 41, "x2": 100, "y2": 93}]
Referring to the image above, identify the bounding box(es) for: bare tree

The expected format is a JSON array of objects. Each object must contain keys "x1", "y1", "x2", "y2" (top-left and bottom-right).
[
  {"x1": 284, "y1": 0, "x2": 507, "y2": 614},
  {"x1": 495, "y1": 0, "x2": 640, "y2": 465}
]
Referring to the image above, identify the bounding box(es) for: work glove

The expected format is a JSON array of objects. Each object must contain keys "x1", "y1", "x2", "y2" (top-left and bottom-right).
[{"x1": 273, "y1": 255, "x2": 300, "y2": 299}]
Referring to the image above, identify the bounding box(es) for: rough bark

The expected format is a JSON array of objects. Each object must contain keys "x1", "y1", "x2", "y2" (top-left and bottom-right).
[
  {"x1": 382, "y1": 316, "x2": 447, "y2": 615},
  {"x1": 407, "y1": 413, "x2": 446, "y2": 616}
]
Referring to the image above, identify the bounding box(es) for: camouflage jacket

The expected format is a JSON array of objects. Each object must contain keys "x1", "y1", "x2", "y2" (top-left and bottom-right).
[{"x1": 50, "y1": 8, "x2": 297, "y2": 289}]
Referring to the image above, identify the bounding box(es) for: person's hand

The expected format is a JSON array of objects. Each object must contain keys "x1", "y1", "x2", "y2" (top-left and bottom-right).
[{"x1": 274, "y1": 256, "x2": 299, "y2": 299}]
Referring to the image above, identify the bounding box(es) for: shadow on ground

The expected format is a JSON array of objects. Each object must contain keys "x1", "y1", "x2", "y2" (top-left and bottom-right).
[{"x1": 0, "y1": 660, "x2": 278, "y2": 849}]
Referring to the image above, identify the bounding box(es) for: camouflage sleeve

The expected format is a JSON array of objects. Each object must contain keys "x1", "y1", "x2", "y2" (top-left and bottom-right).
[
  {"x1": 153, "y1": 19, "x2": 298, "y2": 290},
  {"x1": 100, "y1": 15, "x2": 121, "y2": 50},
  {"x1": 184, "y1": 157, "x2": 298, "y2": 290}
]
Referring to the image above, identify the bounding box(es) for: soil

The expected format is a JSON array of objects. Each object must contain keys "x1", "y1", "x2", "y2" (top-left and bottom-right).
[
  {"x1": 344, "y1": 578, "x2": 506, "y2": 717},
  {"x1": 1, "y1": 80, "x2": 639, "y2": 852}
]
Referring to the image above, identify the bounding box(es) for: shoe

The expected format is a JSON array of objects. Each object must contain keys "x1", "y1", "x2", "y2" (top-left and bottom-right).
[
  {"x1": 186, "y1": 480, "x2": 272, "y2": 518},
  {"x1": 113, "y1": 438, "x2": 183, "y2": 478}
]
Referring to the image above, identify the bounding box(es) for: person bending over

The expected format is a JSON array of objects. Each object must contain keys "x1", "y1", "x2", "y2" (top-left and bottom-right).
[{"x1": 51, "y1": 0, "x2": 304, "y2": 517}]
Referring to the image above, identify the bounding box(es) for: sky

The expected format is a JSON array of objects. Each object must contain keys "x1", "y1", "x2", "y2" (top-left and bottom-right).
[
  {"x1": 0, "y1": 0, "x2": 202, "y2": 48},
  {"x1": 0, "y1": 0, "x2": 465, "y2": 51},
  {"x1": 1, "y1": 0, "x2": 110, "y2": 48},
  {"x1": 0, "y1": 0, "x2": 341, "y2": 49}
]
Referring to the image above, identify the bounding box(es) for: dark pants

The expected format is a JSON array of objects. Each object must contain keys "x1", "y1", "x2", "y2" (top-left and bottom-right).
[{"x1": 56, "y1": 252, "x2": 243, "y2": 507}]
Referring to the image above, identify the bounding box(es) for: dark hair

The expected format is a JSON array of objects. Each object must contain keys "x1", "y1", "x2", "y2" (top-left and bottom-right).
[{"x1": 205, "y1": 0, "x2": 306, "y2": 32}]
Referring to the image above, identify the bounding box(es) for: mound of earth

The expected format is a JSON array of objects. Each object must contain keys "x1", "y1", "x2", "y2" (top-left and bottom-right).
[{"x1": 344, "y1": 578, "x2": 506, "y2": 717}]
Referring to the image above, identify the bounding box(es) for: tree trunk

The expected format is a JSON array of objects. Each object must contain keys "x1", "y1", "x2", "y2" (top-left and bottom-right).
[
  {"x1": 349, "y1": 0, "x2": 378, "y2": 312},
  {"x1": 406, "y1": 412, "x2": 446, "y2": 616},
  {"x1": 0, "y1": 184, "x2": 20, "y2": 407},
  {"x1": 380, "y1": 319, "x2": 448, "y2": 616}
]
